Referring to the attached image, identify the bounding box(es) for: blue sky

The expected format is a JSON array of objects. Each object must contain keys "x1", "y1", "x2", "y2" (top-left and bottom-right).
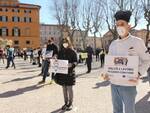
[
  {"x1": 20, "y1": 0, "x2": 57, "y2": 24},
  {"x1": 20, "y1": 0, "x2": 147, "y2": 35}
]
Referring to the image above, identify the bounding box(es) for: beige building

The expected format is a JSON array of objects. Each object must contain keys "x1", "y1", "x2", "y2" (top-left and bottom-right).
[
  {"x1": 40, "y1": 24, "x2": 102, "y2": 50},
  {"x1": 101, "y1": 31, "x2": 113, "y2": 51},
  {"x1": 40, "y1": 24, "x2": 71, "y2": 47},
  {"x1": 40, "y1": 24, "x2": 61, "y2": 46},
  {"x1": 85, "y1": 36, "x2": 102, "y2": 49},
  {"x1": 72, "y1": 30, "x2": 84, "y2": 49},
  {"x1": 72, "y1": 30, "x2": 102, "y2": 50},
  {"x1": 102, "y1": 29, "x2": 150, "y2": 51},
  {"x1": 131, "y1": 29, "x2": 150, "y2": 43}
]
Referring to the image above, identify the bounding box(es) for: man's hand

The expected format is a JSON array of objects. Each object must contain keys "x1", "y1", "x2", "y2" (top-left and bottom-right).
[
  {"x1": 101, "y1": 73, "x2": 110, "y2": 81},
  {"x1": 68, "y1": 63, "x2": 72, "y2": 68},
  {"x1": 128, "y1": 75, "x2": 140, "y2": 83}
]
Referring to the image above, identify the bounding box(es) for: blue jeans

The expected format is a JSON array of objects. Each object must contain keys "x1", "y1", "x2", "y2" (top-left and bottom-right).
[
  {"x1": 42, "y1": 59, "x2": 50, "y2": 81},
  {"x1": 111, "y1": 84, "x2": 137, "y2": 113}
]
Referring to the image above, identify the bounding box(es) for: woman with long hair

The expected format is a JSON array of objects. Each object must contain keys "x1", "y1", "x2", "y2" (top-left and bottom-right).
[{"x1": 54, "y1": 37, "x2": 77, "y2": 111}]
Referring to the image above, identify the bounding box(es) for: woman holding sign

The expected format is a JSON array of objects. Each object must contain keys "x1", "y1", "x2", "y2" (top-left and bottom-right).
[{"x1": 54, "y1": 37, "x2": 77, "y2": 111}]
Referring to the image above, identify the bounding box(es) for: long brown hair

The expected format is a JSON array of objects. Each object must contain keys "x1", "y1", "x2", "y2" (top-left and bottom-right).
[{"x1": 63, "y1": 37, "x2": 73, "y2": 49}]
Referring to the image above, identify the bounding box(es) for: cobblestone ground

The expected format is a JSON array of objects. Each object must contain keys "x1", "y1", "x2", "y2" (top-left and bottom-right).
[{"x1": 0, "y1": 58, "x2": 150, "y2": 113}]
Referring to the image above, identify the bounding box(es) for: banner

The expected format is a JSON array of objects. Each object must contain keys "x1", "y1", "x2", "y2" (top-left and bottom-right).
[
  {"x1": 45, "y1": 50, "x2": 53, "y2": 58},
  {"x1": 104, "y1": 55, "x2": 139, "y2": 85},
  {"x1": 50, "y1": 59, "x2": 68, "y2": 74},
  {"x1": 80, "y1": 52, "x2": 88, "y2": 59}
]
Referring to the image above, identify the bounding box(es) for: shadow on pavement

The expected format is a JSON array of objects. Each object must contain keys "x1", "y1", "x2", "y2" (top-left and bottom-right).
[
  {"x1": 16, "y1": 67, "x2": 37, "y2": 70},
  {"x1": 93, "y1": 80, "x2": 110, "y2": 89},
  {"x1": 76, "y1": 73, "x2": 87, "y2": 78},
  {"x1": 51, "y1": 108, "x2": 66, "y2": 113},
  {"x1": 140, "y1": 76, "x2": 150, "y2": 84},
  {"x1": 0, "y1": 84, "x2": 44, "y2": 98},
  {"x1": 135, "y1": 92, "x2": 150, "y2": 113},
  {"x1": 2, "y1": 75, "x2": 38, "y2": 84},
  {"x1": 17, "y1": 69, "x2": 40, "y2": 73},
  {"x1": 76, "y1": 67, "x2": 101, "y2": 78}
]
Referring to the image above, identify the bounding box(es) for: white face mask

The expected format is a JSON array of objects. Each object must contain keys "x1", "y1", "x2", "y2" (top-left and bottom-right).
[
  {"x1": 63, "y1": 43, "x2": 68, "y2": 48},
  {"x1": 117, "y1": 27, "x2": 126, "y2": 37}
]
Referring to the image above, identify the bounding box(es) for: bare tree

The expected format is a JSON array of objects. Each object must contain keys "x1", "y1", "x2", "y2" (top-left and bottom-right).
[
  {"x1": 103, "y1": 0, "x2": 141, "y2": 39},
  {"x1": 101, "y1": 0, "x2": 141, "y2": 51},
  {"x1": 77, "y1": 0, "x2": 93, "y2": 50},
  {"x1": 141, "y1": 0, "x2": 150, "y2": 46},
  {"x1": 90, "y1": 0, "x2": 104, "y2": 50},
  {"x1": 52, "y1": 0, "x2": 79, "y2": 44}
]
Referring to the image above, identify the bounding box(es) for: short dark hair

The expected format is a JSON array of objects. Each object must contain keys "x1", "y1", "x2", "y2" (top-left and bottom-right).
[
  {"x1": 51, "y1": 37, "x2": 54, "y2": 41},
  {"x1": 114, "y1": 10, "x2": 132, "y2": 23},
  {"x1": 48, "y1": 40, "x2": 51, "y2": 43}
]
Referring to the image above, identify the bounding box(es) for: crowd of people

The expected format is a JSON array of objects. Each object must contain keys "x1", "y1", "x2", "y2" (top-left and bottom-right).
[
  {"x1": 0, "y1": 36, "x2": 97, "y2": 111},
  {"x1": 0, "y1": 10, "x2": 150, "y2": 113}
]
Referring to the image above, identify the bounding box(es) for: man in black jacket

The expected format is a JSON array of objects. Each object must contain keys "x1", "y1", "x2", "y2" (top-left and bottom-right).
[
  {"x1": 38, "y1": 37, "x2": 58, "y2": 84},
  {"x1": 86, "y1": 45, "x2": 93, "y2": 73}
]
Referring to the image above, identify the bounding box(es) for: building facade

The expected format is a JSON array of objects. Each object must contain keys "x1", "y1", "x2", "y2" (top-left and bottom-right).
[
  {"x1": 102, "y1": 29, "x2": 150, "y2": 51},
  {"x1": 40, "y1": 24, "x2": 61, "y2": 46},
  {"x1": 0, "y1": 0, "x2": 40, "y2": 49},
  {"x1": 72, "y1": 30, "x2": 102, "y2": 50}
]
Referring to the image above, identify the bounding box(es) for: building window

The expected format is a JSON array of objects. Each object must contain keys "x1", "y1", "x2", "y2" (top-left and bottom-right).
[
  {"x1": 24, "y1": 10, "x2": 27, "y2": 13},
  {"x1": 5, "y1": 8, "x2": 8, "y2": 12},
  {"x1": 0, "y1": 16, "x2": 8, "y2": 22},
  {"x1": 0, "y1": 8, "x2": 8, "y2": 12},
  {"x1": 24, "y1": 10, "x2": 31, "y2": 13},
  {"x1": 12, "y1": 27, "x2": 20, "y2": 37},
  {"x1": 29, "y1": 17, "x2": 32, "y2": 22},
  {"x1": 26, "y1": 40, "x2": 30, "y2": 45},
  {"x1": 14, "y1": 40, "x2": 19, "y2": 45},
  {"x1": 12, "y1": 16, "x2": 20, "y2": 22},
  {"x1": 24, "y1": 17, "x2": 32, "y2": 23},
  {"x1": 0, "y1": 27, "x2": 8, "y2": 36},
  {"x1": 12, "y1": 9, "x2": 20, "y2": 13}
]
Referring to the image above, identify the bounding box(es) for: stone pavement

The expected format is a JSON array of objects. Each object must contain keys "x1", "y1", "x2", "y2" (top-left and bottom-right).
[{"x1": 0, "y1": 58, "x2": 150, "y2": 113}]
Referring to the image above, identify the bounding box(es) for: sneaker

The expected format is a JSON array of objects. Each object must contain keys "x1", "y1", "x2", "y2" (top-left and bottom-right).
[
  {"x1": 86, "y1": 71, "x2": 91, "y2": 73},
  {"x1": 61, "y1": 104, "x2": 67, "y2": 110},
  {"x1": 38, "y1": 80, "x2": 45, "y2": 84},
  {"x1": 38, "y1": 73, "x2": 43, "y2": 76},
  {"x1": 66, "y1": 104, "x2": 73, "y2": 111},
  {"x1": 47, "y1": 73, "x2": 50, "y2": 77},
  {"x1": 49, "y1": 80, "x2": 54, "y2": 85},
  {"x1": 5, "y1": 66, "x2": 9, "y2": 69}
]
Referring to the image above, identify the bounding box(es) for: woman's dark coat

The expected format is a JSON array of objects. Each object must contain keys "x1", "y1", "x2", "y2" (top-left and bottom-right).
[{"x1": 54, "y1": 48, "x2": 77, "y2": 86}]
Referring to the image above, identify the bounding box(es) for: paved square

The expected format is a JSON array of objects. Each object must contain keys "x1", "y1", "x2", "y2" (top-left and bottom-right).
[{"x1": 0, "y1": 59, "x2": 150, "y2": 113}]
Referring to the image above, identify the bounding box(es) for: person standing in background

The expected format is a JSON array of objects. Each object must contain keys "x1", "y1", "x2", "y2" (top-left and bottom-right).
[
  {"x1": 5, "y1": 45, "x2": 15, "y2": 69},
  {"x1": 100, "y1": 49, "x2": 105, "y2": 67},
  {"x1": 86, "y1": 45, "x2": 94, "y2": 73}
]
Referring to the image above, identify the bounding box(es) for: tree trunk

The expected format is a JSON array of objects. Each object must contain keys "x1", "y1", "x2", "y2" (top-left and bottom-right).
[
  {"x1": 94, "y1": 32, "x2": 97, "y2": 51},
  {"x1": 146, "y1": 23, "x2": 150, "y2": 46}
]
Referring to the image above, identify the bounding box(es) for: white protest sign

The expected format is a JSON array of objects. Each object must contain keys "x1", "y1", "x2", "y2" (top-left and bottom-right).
[
  {"x1": 27, "y1": 52, "x2": 31, "y2": 56},
  {"x1": 104, "y1": 55, "x2": 139, "y2": 85},
  {"x1": 45, "y1": 50, "x2": 53, "y2": 58},
  {"x1": 50, "y1": 59, "x2": 68, "y2": 74}
]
